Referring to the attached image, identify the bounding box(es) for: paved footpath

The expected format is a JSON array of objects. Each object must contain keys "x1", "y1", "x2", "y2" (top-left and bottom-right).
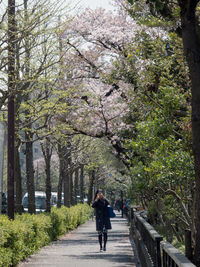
[{"x1": 18, "y1": 213, "x2": 141, "y2": 267}]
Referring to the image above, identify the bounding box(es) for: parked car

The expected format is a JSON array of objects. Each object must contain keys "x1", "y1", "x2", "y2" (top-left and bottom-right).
[
  {"x1": 84, "y1": 197, "x2": 88, "y2": 203},
  {"x1": 51, "y1": 192, "x2": 57, "y2": 206},
  {"x1": 51, "y1": 192, "x2": 64, "y2": 206},
  {"x1": 76, "y1": 195, "x2": 88, "y2": 203},
  {"x1": 22, "y1": 191, "x2": 47, "y2": 213}
]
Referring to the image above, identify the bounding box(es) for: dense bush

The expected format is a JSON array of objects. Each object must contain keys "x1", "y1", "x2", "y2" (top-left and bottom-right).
[{"x1": 0, "y1": 204, "x2": 92, "y2": 267}]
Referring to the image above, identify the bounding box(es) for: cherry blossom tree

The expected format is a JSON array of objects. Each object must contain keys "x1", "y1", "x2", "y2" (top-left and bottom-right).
[{"x1": 59, "y1": 7, "x2": 166, "y2": 162}]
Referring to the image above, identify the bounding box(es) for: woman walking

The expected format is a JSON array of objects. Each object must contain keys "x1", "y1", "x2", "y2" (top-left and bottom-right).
[{"x1": 92, "y1": 189, "x2": 112, "y2": 251}]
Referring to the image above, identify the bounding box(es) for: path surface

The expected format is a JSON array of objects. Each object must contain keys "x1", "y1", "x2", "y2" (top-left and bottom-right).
[{"x1": 18, "y1": 213, "x2": 141, "y2": 267}]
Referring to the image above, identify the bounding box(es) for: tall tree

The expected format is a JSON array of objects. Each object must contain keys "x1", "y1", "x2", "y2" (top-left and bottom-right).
[
  {"x1": 57, "y1": 142, "x2": 64, "y2": 208},
  {"x1": 63, "y1": 141, "x2": 71, "y2": 207},
  {"x1": 80, "y1": 164, "x2": 84, "y2": 203},
  {"x1": 14, "y1": 0, "x2": 71, "y2": 213},
  {"x1": 88, "y1": 169, "x2": 95, "y2": 204},
  {"x1": 23, "y1": 0, "x2": 36, "y2": 214},
  {"x1": 74, "y1": 167, "x2": 79, "y2": 204},
  {"x1": 15, "y1": 137, "x2": 23, "y2": 214},
  {"x1": 7, "y1": 0, "x2": 16, "y2": 220},
  {"x1": 125, "y1": 0, "x2": 200, "y2": 263},
  {"x1": 40, "y1": 137, "x2": 53, "y2": 212},
  {"x1": 179, "y1": 2, "x2": 200, "y2": 264}
]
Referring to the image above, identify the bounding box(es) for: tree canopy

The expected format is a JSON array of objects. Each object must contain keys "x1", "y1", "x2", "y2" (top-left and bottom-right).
[{"x1": 1, "y1": 0, "x2": 200, "y2": 264}]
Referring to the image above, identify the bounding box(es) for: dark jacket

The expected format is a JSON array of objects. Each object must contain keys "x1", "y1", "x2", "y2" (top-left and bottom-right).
[{"x1": 92, "y1": 198, "x2": 112, "y2": 231}]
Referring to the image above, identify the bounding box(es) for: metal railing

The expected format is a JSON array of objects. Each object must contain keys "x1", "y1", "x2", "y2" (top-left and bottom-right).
[
  {"x1": 129, "y1": 207, "x2": 196, "y2": 267},
  {"x1": 161, "y1": 241, "x2": 196, "y2": 267},
  {"x1": 133, "y1": 211, "x2": 162, "y2": 267}
]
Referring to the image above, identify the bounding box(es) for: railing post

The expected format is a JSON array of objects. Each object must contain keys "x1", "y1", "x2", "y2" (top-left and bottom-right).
[
  {"x1": 131, "y1": 207, "x2": 134, "y2": 220},
  {"x1": 133, "y1": 211, "x2": 196, "y2": 267},
  {"x1": 185, "y1": 229, "x2": 193, "y2": 261},
  {"x1": 156, "y1": 237, "x2": 162, "y2": 267},
  {"x1": 161, "y1": 241, "x2": 196, "y2": 267}
]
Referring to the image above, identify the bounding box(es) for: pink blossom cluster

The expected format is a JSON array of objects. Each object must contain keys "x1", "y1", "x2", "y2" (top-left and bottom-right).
[
  {"x1": 64, "y1": 8, "x2": 136, "y2": 50},
  {"x1": 60, "y1": 7, "x2": 166, "y2": 139},
  {"x1": 67, "y1": 77, "x2": 132, "y2": 136}
]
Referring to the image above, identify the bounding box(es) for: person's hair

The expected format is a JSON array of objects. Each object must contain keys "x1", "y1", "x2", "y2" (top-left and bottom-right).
[{"x1": 94, "y1": 189, "x2": 103, "y2": 201}]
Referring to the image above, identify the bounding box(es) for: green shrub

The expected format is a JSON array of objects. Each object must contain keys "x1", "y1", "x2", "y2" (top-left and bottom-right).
[
  {"x1": 0, "y1": 248, "x2": 12, "y2": 267},
  {"x1": 0, "y1": 204, "x2": 92, "y2": 267},
  {"x1": 49, "y1": 207, "x2": 66, "y2": 239}
]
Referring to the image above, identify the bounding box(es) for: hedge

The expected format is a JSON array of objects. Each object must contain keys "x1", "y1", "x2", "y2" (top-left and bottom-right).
[{"x1": 0, "y1": 203, "x2": 92, "y2": 267}]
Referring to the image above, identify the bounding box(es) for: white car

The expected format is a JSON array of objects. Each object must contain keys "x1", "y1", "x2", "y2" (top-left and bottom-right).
[
  {"x1": 22, "y1": 191, "x2": 47, "y2": 213},
  {"x1": 51, "y1": 192, "x2": 64, "y2": 206}
]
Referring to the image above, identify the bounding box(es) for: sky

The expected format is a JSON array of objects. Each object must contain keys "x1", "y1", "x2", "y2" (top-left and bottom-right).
[{"x1": 75, "y1": 0, "x2": 115, "y2": 11}]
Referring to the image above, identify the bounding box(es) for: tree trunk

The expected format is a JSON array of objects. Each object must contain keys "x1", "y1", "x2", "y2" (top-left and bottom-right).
[
  {"x1": 70, "y1": 170, "x2": 74, "y2": 205},
  {"x1": 7, "y1": 0, "x2": 16, "y2": 220},
  {"x1": 40, "y1": 138, "x2": 52, "y2": 213},
  {"x1": 57, "y1": 143, "x2": 64, "y2": 208},
  {"x1": 45, "y1": 158, "x2": 51, "y2": 212},
  {"x1": 15, "y1": 140, "x2": 22, "y2": 214},
  {"x1": 88, "y1": 169, "x2": 95, "y2": 204},
  {"x1": 68, "y1": 148, "x2": 73, "y2": 205},
  {"x1": 0, "y1": 123, "x2": 6, "y2": 214},
  {"x1": 80, "y1": 164, "x2": 84, "y2": 203},
  {"x1": 15, "y1": 17, "x2": 23, "y2": 215},
  {"x1": 74, "y1": 168, "x2": 79, "y2": 205},
  {"x1": 63, "y1": 145, "x2": 71, "y2": 207},
  {"x1": 23, "y1": 0, "x2": 35, "y2": 214},
  {"x1": 180, "y1": 2, "x2": 200, "y2": 265},
  {"x1": 25, "y1": 132, "x2": 35, "y2": 214},
  {"x1": 63, "y1": 161, "x2": 70, "y2": 207},
  {"x1": 57, "y1": 175, "x2": 63, "y2": 208}
]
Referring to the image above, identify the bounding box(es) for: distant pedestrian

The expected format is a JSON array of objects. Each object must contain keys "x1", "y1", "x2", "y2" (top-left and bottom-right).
[
  {"x1": 92, "y1": 189, "x2": 112, "y2": 252},
  {"x1": 115, "y1": 197, "x2": 122, "y2": 212}
]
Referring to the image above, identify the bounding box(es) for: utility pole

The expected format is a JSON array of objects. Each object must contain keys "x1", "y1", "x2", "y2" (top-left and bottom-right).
[{"x1": 7, "y1": 0, "x2": 16, "y2": 220}]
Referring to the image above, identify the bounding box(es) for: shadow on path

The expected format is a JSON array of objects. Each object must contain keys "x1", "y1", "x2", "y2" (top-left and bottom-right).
[{"x1": 18, "y1": 214, "x2": 141, "y2": 267}]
